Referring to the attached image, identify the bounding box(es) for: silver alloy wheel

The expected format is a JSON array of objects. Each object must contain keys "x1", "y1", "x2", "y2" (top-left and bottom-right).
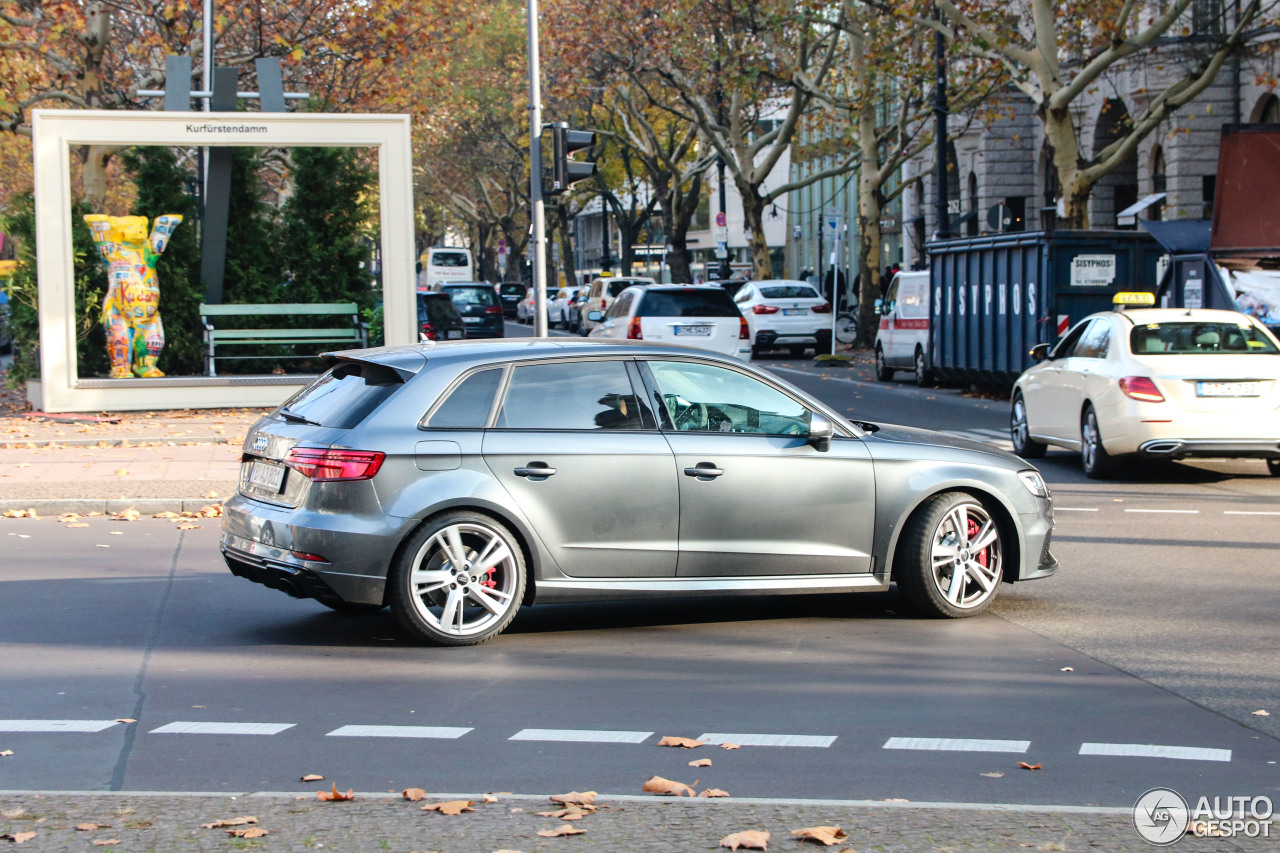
[
  {"x1": 1082, "y1": 409, "x2": 1101, "y2": 471},
  {"x1": 408, "y1": 521, "x2": 520, "y2": 639},
  {"x1": 928, "y1": 501, "x2": 1002, "y2": 609},
  {"x1": 1012, "y1": 398, "x2": 1030, "y2": 448}
]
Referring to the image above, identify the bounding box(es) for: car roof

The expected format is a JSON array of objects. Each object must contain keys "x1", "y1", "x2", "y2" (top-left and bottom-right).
[
  {"x1": 329, "y1": 337, "x2": 748, "y2": 371},
  {"x1": 1104, "y1": 307, "x2": 1264, "y2": 325}
]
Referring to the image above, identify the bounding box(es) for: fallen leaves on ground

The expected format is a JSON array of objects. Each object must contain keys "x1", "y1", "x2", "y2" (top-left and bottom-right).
[
  {"x1": 402, "y1": 788, "x2": 427, "y2": 801},
  {"x1": 2, "y1": 510, "x2": 30, "y2": 518},
  {"x1": 114, "y1": 718, "x2": 135, "y2": 724},
  {"x1": 535, "y1": 807, "x2": 593, "y2": 820},
  {"x1": 66, "y1": 523, "x2": 89, "y2": 528},
  {"x1": 720, "y1": 829, "x2": 769, "y2": 850},
  {"x1": 720, "y1": 742, "x2": 741, "y2": 750},
  {"x1": 420, "y1": 800, "x2": 474, "y2": 815},
  {"x1": 1253, "y1": 709, "x2": 1270, "y2": 716},
  {"x1": 177, "y1": 523, "x2": 201, "y2": 530},
  {"x1": 194, "y1": 504, "x2": 223, "y2": 517},
  {"x1": 114, "y1": 469, "x2": 129, "y2": 476},
  {"x1": 112, "y1": 508, "x2": 141, "y2": 521},
  {"x1": 689, "y1": 758, "x2": 712, "y2": 767},
  {"x1": 204, "y1": 490, "x2": 219, "y2": 498},
  {"x1": 0, "y1": 750, "x2": 11, "y2": 757},
  {"x1": 549, "y1": 791, "x2": 596, "y2": 806},
  {"x1": 482, "y1": 794, "x2": 499, "y2": 804},
  {"x1": 75, "y1": 824, "x2": 110, "y2": 831},
  {"x1": 791, "y1": 826, "x2": 848, "y2": 846},
  {"x1": 317, "y1": 784, "x2": 355, "y2": 801},
  {"x1": 537, "y1": 824, "x2": 586, "y2": 837},
  {"x1": 300, "y1": 774, "x2": 324, "y2": 782},
  {"x1": 700, "y1": 788, "x2": 731, "y2": 798},
  {"x1": 1018, "y1": 762, "x2": 1043, "y2": 771},
  {"x1": 1060, "y1": 667, "x2": 1074, "y2": 672},
  {"x1": 153, "y1": 511, "x2": 180, "y2": 519},
  {"x1": 200, "y1": 816, "x2": 258, "y2": 829},
  {"x1": 981, "y1": 772, "x2": 1005, "y2": 778},
  {"x1": 657, "y1": 736, "x2": 704, "y2": 749},
  {"x1": 226, "y1": 828, "x2": 268, "y2": 838},
  {"x1": 0, "y1": 832, "x2": 37, "y2": 843},
  {"x1": 642, "y1": 775, "x2": 697, "y2": 797},
  {"x1": 90, "y1": 841, "x2": 120, "y2": 847}
]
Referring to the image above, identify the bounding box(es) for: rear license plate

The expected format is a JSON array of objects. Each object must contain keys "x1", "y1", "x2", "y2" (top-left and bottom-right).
[
  {"x1": 674, "y1": 325, "x2": 712, "y2": 336},
  {"x1": 248, "y1": 459, "x2": 285, "y2": 492},
  {"x1": 464, "y1": 317, "x2": 482, "y2": 324},
  {"x1": 783, "y1": 308, "x2": 807, "y2": 315},
  {"x1": 446, "y1": 330, "x2": 463, "y2": 339},
  {"x1": 1196, "y1": 381, "x2": 1261, "y2": 397}
]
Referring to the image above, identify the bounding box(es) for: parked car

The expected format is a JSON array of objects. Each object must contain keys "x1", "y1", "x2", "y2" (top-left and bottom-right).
[
  {"x1": 567, "y1": 291, "x2": 592, "y2": 335},
  {"x1": 587, "y1": 284, "x2": 752, "y2": 360},
  {"x1": 548, "y1": 286, "x2": 584, "y2": 330},
  {"x1": 439, "y1": 283, "x2": 504, "y2": 338},
  {"x1": 1011, "y1": 294, "x2": 1280, "y2": 478},
  {"x1": 580, "y1": 276, "x2": 656, "y2": 335},
  {"x1": 222, "y1": 339, "x2": 1057, "y2": 645},
  {"x1": 497, "y1": 283, "x2": 526, "y2": 318},
  {"x1": 415, "y1": 291, "x2": 466, "y2": 342},
  {"x1": 733, "y1": 280, "x2": 833, "y2": 358},
  {"x1": 516, "y1": 287, "x2": 558, "y2": 325},
  {"x1": 874, "y1": 270, "x2": 932, "y2": 386}
]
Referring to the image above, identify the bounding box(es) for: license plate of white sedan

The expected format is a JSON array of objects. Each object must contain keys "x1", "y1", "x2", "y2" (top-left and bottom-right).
[
  {"x1": 783, "y1": 308, "x2": 807, "y2": 315},
  {"x1": 675, "y1": 325, "x2": 711, "y2": 335},
  {"x1": 1196, "y1": 381, "x2": 1261, "y2": 397},
  {"x1": 248, "y1": 460, "x2": 285, "y2": 492}
]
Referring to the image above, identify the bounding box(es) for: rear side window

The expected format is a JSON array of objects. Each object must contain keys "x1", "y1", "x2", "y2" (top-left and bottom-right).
[
  {"x1": 277, "y1": 361, "x2": 402, "y2": 430},
  {"x1": 425, "y1": 368, "x2": 503, "y2": 428},
  {"x1": 1130, "y1": 321, "x2": 1279, "y2": 354},
  {"x1": 444, "y1": 286, "x2": 496, "y2": 306},
  {"x1": 430, "y1": 251, "x2": 469, "y2": 267},
  {"x1": 606, "y1": 291, "x2": 634, "y2": 318},
  {"x1": 759, "y1": 285, "x2": 819, "y2": 299},
  {"x1": 496, "y1": 361, "x2": 648, "y2": 430},
  {"x1": 637, "y1": 289, "x2": 740, "y2": 318},
  {"x1": 418, "y1": 295, "x2": 462, "y2": 326},
  {"x1": 608, "y1": 281, "x2": 631, "y2": 297}
]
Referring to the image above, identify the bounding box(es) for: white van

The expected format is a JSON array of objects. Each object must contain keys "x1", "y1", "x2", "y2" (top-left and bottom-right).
[
  {"x1": 418, "y1": 247, "x2": 474, "y2": 290},
  {"x1": 874, "y1": 270, "x2": 933, "y2": 385}
]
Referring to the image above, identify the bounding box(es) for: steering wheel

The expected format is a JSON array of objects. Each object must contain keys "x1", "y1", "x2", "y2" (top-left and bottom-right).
[{"x1": 664, "y1": 394, "x2": 708, "y2": 431}]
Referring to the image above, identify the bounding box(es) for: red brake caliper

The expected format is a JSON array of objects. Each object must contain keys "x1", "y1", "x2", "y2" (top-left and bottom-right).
[
  {"x1": 481, "y1": 565, "x2": 497, "y2": 589},
  {"x1": 967, "y1": 519, "x2": 988, "y2": 568}
]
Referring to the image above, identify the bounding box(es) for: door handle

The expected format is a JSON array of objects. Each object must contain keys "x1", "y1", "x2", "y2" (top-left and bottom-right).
[
  {"x1": 514, "y1": 462, "x2": 557, "y2": 479},
  {"x1": 683, "y1": 462, "x2": 724, "y2": 479}
]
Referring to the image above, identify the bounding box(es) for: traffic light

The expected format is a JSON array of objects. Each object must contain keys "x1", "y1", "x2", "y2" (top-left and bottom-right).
[{"x1": 551, "y1": 123, "x2": 597, "y2": 194}]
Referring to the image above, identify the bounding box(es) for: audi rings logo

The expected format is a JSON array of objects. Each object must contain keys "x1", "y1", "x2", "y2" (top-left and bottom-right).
[
  {"x1": 253, "y1": 435, "x2": 269, "y2": 452},
  {"x1": 1134, "y1": 788, "x2": 1190, "y2": 845}
]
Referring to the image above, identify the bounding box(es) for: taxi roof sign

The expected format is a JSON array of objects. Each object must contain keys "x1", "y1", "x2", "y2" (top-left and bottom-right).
[{"x1": 1112, "y1": 291, "x2": 1155, "y2": 308}]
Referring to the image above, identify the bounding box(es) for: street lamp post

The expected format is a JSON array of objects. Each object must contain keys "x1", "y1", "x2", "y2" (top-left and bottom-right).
[
  {"x1": 933, "y1": 5, "x2": 951, "y2": 241},
  {"x1": 527, "y1": 0, "x2": 549, "y2": 337}
]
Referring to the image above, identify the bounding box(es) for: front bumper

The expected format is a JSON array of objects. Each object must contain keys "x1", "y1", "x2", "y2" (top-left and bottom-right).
[{"x1": 1015, "y1": 502, "x2": 1058, "y2": 582}]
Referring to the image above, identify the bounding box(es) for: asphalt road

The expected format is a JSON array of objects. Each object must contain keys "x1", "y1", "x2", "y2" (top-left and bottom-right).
[{"x1": 2, "y1": 323, "x2": 1277, "y2": 814}]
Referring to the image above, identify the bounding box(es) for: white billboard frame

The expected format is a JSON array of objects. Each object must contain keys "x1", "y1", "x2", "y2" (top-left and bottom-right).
[{"x1": 31, "y1": 109, "x2": 415, "y2": 412}]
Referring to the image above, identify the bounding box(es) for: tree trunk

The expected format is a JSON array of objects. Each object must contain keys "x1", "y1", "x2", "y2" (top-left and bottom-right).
[
  {"x1": 740, "y1": 189, "x2": 773, "y2": 279},
  {"x1": 80, "y1": 145, "x2": 115, "y2": 209},
  {"x1": 856, "y1": 179, "x2": 884, "y2": 347},
  {"x1": 1044, "y1": 104, "x2": 1090, "y2": 229}
]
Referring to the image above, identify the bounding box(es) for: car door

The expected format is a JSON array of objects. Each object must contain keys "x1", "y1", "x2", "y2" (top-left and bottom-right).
[
  {"x1": 640, "y1": 358, "x2": 876, "y2": 577},
  {"x1": 879, "y1": 276, "x2": 902, "y2": 363},
  {"x1": 1049, "y1": 318, "x2": 1112, "y2": 444},
  {"x1": 1022, "y1": 319, "x2": 1092, "y2": 442},
  {"x1": 482, "y1": 358, "x2": 678, "y2": 578}
]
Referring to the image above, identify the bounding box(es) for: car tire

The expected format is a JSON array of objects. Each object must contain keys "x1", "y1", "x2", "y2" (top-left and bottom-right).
[
  {"x1": 319, "y1": 599, "x2": 386, "y2": 615},
  {"x1": 875, "y1": 345, "x2": 894, "y2": 381},
  {"x1": 897, "y1": 492, "x2": 1004, "y2": 618},
  {"x1": 1081, "y1": 404, "x2": 1120, "y2": 479},
  {"x1": 1010, "y1": 392, "x2": 1047, "y2": 459},
  {"x1": 389, "y1": 511, "x2": 526, "y2": 646},
  {"x1": 914, "y1": 347, "x2": 934, "y2": 388}
]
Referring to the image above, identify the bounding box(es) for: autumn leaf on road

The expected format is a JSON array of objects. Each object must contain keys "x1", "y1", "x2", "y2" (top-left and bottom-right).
[
  {"x1": 720, "y1": 829, "x2": 769, "y2": 850},
  {"x1": 981, "y1": 772, "x2": 1005, "y2": 778},
  {"x1": 420, "y1": 800, "x2": 474, "y2": 815},
  {"x1": 720, "y1": 742, "x2": 741, "y2": 750},
  {"x1": 1018, "y1": 762, "x2": 1043, "y2": 771},
  {"x1": 177, "y1": 523, "x2": 201, "y2": 530},
  {"x1": 66, "y1": 523, "x2": 89, "y2": 527},
  {"x1": 90, "y1": 840, "x2": 120, "y2": 847},
  {"x1": 535, "y1": 807, "x2": 591, "y2": 820},
  {"x1": 227, "y1": 828, "x2": 268, "y2": 838},
  {"x1": 75, "y1": 824, "x2": 110, "y2": 831},
  {"x1": 700, "y1": 788, "x2": 731, "y2": 798},
  {"x1": 402, "y1": 787, "x2": 427, "y2": 801},
  {"x1": 790, "y1": 826, "x2": 848, "y2": 846},
  {"x1": 657, "y1": 736, "x2": 704, "y2": 749},
  {"x1": 483, "y1": 794, "x2": 499, "y2": 803},
  {"x1": 1253, "y1": 710, "x2": 1270, "y2": 716},
  {"x1": 537, "y1": 824, "x2": 586, "y2": 837},
  {"x1": 549, "y1": 791, "x2": 596, "y2": 806},
  {"x1": 317, "y1": 784, "x2": 355, "y2": 801},
  {"x1": 114, "y1": 469, "x2": 129, "y2": 476},
  {"x1": 200, "y1": 816, "x2": 258, "y2": 828},
  {"x1": 642, "y1": 775, "x2": 697, "y2": 797},
  {"x1": 300, "y1": 774, "x2": 324, "y2": 782},
  {"x1": 689, "y1": 758, "x2": 712, "y2": 767},
  {"x1": 153, "y1": 511, "x2": 180, "y2": 519},
  {"x1": 0, "y1": 750, "x2": 13, "y2": 757},
  {"x1": 113, "y1": 508, "x2": 141, "y2": 521}
]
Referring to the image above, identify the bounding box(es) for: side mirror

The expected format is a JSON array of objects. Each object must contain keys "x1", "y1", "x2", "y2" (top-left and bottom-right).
[
  {"x1": 587, "y1": 311, "x2": 603, "y2": 322},
  {"x1": 807, "y1": 414, "x2": 834, "y2": 452},
  {"x1": 1029, "y1": 342, "x2": 1051, "y2": 362},
  {"x1": 874, "y1": 298, "x2": 883, "y2": 313}
]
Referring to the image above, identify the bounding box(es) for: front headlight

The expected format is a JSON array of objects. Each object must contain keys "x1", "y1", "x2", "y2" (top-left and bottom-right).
[{"x1": 1018, "y1": 469, "x2": 1049, "y2": 498}]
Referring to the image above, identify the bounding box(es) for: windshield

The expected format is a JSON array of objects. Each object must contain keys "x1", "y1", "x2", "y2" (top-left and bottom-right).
[
  {"x1": 637, "y1": 288, "x2": 740, "y2": 318},
  {"x1": 1130, "y1": 321, "x2": 1279, "y2": 354},
  {"x1": 759, "y1": 285, "x2": 820, "y2": 300}
]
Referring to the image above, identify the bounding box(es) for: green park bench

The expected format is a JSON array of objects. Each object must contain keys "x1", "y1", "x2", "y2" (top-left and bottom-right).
[{"x1": 200, "y1": 302, "x2": 368, "y2": 377}]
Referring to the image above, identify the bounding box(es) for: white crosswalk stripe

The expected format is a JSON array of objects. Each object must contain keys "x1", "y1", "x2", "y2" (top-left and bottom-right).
[
  {"x1": 698, "y1": 733, "x2": 836, "y2": 748},
  {"x1": 149, "y1": 722, "x2": 295, "y2": 735},
  {"x1": 328, "y1": 725, "x2": 472, "y2": 739},
  {"x1": 511, "y1": 728, "x2": 652, "y2": 744},
  {"x1": 0, "y1": 719, "x2": 121, "y2": 733},
  {"x1": 1079, "y1": 742, "x2": 1231, "y2": 762},
  {"x1": 884, "y1": 737, "x2": 1030, "y2": 753}
]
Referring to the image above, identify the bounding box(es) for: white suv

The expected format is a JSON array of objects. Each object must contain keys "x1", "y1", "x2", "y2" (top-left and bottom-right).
[
  {"x1": 586, "y1": 284, "x2": 751, "y2": 359},
  {"x1": 580, "y1": 276, "x2": 656, "y2": 335}
]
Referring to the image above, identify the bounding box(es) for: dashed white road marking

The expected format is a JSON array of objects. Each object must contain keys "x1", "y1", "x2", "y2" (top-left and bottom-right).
[
  {"x1": 149, "y1": 722, "x2": 295, "y2": 735},
  {"x1": 1079, "y1": 742, "x2": 1231, "y2": 762},
  {"x1": 1123, "y1": 509, "x2": 1200, "y2": 514},
  {"x1": 698, "y1": 733, "x2": 836, "y2": 748},
  {"x1": 0, "y1": 720, "x2": 121, "y2": 733},
  {"x1": 883, "y1": 737, "x2": 1030, "y2": 753},
  {"x1": 1224, "y1": 510, "x2": 1280, "y2": 516},
  {"x1": 510, "y1": 728, "x2": 652, "y2": 744},
  {"x1": 328, "y1": 725, "x2": 472, "y2": 739},
  {"x1": 1054, "y1": 507, "x2": 1099, "y2": 512}
]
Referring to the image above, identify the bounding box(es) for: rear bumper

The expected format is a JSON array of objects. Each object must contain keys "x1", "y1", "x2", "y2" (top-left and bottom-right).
[
  {"x1": 1137, "y1": 438, "x2": 1280, "y2": 459},
  {"x1": 755, "y1": 328, "x2": 832, "y2": 347}
]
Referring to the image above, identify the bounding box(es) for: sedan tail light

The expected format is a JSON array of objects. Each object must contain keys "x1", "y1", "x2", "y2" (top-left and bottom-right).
[
  {"x1": 484, "y1": 305, "x2": 503, "y2": 314},
  {"x1": 285, "y1": 447, "x2": 385, "y2": 481},
  {"x1": 627, "y1": 316, "x2": 644, "y2": 340},
  {"x1": 739, "y1": 317, "x2": 750, "y2": 340},
  {"x1": 1119, "y1": 376, "x2": 1165, "y2": 402},
  {"x1": 752, "y1": 304, "x2": 779, "y2": 314},
  {"x1": 812, "y1": 302, "x2": 832, "y2": 314}
]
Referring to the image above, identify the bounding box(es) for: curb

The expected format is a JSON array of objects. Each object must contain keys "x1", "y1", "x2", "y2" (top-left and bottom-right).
[{"x1": 0, "y1": 497, "x2": 225, "y2": 516}]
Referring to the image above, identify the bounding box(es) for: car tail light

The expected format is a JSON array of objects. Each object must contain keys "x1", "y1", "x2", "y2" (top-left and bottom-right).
[
  {"x1": 484, "y1": 305, "x2": 502, "y2": 314},
  {"x1": 812, "y1": 302, "x2": 832, "y2": 314},
  {"x1": 420, "y1": 322, "x2": 436, "y2": 341},
  {"x1": 1119, "y1": 376, "x2": 1165, "y2": 402},
  {"x1": 285, "y1": 447, "x2": 385, "y2": 482},
  {"x1": 739, "y1": 317, "x2": 750, "y2": 340},
  {"x1": 600, "y1": 298, "x2": 607, "y2": 310},
  {"x1": 627, "y1": 316, "x2": 643, "y2": 340},
  {"x1": 752, "y1": 304, "x2": 779, "y2": 314}
]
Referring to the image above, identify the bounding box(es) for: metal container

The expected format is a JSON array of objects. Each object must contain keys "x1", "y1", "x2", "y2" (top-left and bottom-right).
[{"x1": 926, "y1": 230, "x2": 1164, "y2": 387}]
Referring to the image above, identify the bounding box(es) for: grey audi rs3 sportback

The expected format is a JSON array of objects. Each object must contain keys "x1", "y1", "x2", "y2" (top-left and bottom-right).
[{"x1": 222, "y1": 339, "x2": 1056, "y2": 645}]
